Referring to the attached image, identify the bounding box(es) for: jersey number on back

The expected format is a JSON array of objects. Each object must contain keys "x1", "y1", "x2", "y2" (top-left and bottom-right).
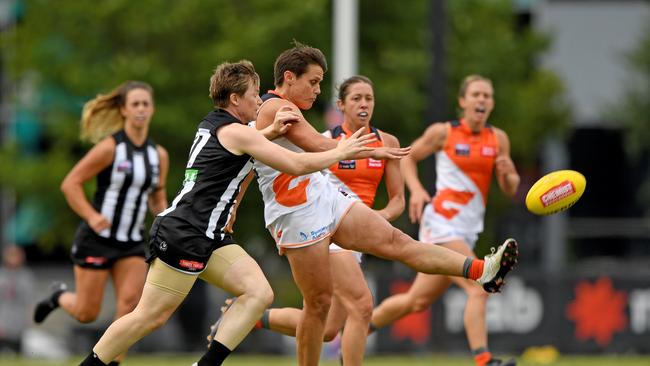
[{"x1": 273, "y1": 174, "x2": 311, "y2": 207}]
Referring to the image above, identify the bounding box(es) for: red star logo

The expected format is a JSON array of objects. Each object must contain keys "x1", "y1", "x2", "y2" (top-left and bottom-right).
[
  {"x1": 389, "y1": 280, "x2": 430, "y2": 345},
  {"x1": 566, "y1": 277, "x2": 628, "y2": 346}
]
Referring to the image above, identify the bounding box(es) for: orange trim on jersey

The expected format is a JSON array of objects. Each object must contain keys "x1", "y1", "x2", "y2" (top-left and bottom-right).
[
  {"x1": 442, "y1": 119, "x2": 497, "y2": 202},
  {"x1": 433, "y1": 189, "x2": 475, "y2": 219}
]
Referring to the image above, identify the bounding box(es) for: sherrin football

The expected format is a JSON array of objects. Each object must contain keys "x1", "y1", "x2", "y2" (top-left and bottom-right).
[{"x1": 525, "y1": 170, "x2": 586, "y2": 215}]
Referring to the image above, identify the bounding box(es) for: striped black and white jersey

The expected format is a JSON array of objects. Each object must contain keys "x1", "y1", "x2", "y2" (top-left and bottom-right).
[
  {"x1": 158, "y1": 109, "x2": 252, "y2": 243},
  {"x1": 93, "y1": 129, "x2": 161, "y2": 242}
]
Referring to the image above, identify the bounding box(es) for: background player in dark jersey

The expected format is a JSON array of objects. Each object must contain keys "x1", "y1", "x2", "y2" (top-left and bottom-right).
[
  {"x1": 241, "y1": 75, "x2": 404, "y2": 366},
  {"x1": 78, "y1": 60, "x2": 378, "y2": 366},
  {"x1": 33, "y1": 81, "x2": 169, "y2": 366},
  {"x1": 369, "y1": 75, "x2": 520, "y2": 366}
]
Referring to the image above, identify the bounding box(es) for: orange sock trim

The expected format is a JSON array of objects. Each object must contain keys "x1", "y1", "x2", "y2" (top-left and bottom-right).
[
  {"x1": 468, "y1": 259, "x2": 485, "y2": 280},
  {"x1": 254, "y1": 319, "x2": 263, "y2": 329},
  {"x1": 474, "y1": 351, "x2": 492, "y2": 366}
]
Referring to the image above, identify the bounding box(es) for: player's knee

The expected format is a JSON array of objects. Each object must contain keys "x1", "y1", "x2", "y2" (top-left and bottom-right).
[
  {"x1": 323, "y1": 327, "x2": 339, "y2": 342},
  {"x1": 466, "y1": 285, "x2": 489, "y2": 302},
  {"x1": 74, "y1": 307, "x2": 100, "y2": 323},
  {"x1": 351, "y1": 292, "x2": 374, "y2": 322},
  {"x1": 411, "y1": 297, "x2": 433, "y2": 313},
  {"x1": 304, "y1": 292, "x2": 332, "y2": 316},
  {"x1": 251, "y1": 283, "x2": 274, "y2": 309}
]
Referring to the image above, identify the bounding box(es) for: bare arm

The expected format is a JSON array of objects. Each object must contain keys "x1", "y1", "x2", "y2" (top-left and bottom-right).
[
  {"x1": 60, "y1": 138, "x2": 115, "y2": 233},
  {"x1": 494, "y1": 128, "x2": 520, "y2": 197},
  {"x1": 258, "y1": 106, "x2": 302, "y2": 140},
  {"x1": 256, "y1": 99, "x2": 409, "y2": 160},
  {"x1": 375, "y1": 132, "x2": 405, "y2": 221},
  {"x1": 401, "y1": 122, "x2": 448, "y2": 223},
  {"x1": 218, "y1": 123, "x2": 375, "y2": 176},
  {"x1": 223, "y1": 170, "x2": 254, "y2": 234},
  {"x1": 148, "y1": 145, "x2": 169, "y2": 215}
]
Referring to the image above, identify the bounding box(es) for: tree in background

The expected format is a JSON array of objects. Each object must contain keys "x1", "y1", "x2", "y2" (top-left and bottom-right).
[{"x1": 0, "y1": 0, "x2": 570, "y2": 255}]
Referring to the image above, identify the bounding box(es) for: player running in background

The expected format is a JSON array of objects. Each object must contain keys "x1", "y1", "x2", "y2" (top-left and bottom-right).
[
  {"x1": 33, "y1": 81, "x2": 169, "y2": 366},
  {"x1": 233, "y1": 75, "x2": 404, "y2": 366},
  {"x1": 369, "y1": 75, "x2": 520, "y2": 366},
  {"x1": 248, "y1": 43, "x2": 519, "y2": 366},
  {"x1": 77, "y1": 60, "x2": 377, "y2": 366}
]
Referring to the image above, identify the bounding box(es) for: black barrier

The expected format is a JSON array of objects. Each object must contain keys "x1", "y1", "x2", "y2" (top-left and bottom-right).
[{"x1": 373, "y1": 270, "x2": 650, "y2": 354}]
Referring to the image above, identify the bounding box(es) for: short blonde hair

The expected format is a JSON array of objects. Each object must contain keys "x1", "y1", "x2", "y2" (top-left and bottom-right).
[
  {"x1": 80, "y1": 81, "x2": 153, "y2": 143},
  {"x1": 458, "y1": 74, "x2": 492, "y2": 98},
  {"x1": 209, "y1": 60, "x2": 259, "y2": 108}
]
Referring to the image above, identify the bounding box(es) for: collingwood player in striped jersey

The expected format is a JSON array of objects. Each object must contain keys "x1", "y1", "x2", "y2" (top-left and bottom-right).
[
  {"x1": 33, "y1": 81, "x2": 169, "y2": 366},
  {"x1": 78, "y1": 60, "x2": 377, "y2": 366}
]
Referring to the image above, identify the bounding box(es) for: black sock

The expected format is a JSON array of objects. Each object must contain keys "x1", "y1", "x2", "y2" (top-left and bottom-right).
[
  {"x1": 462, "y1": 257, "x2": 473, "y2": 278},
  {"x1": 260, "y1": 309, "x2": 271, "y2": 329},
  {"x1": 198, "y1": 340, "x2": 232, "y2": 366},
  {"x1": 472, "y1": 346, "x2": 490, "y2": 355},
  {"x1": 51, "y1": 289, "x2": 65, "y2": 307},
  {"x1": 79, "y1": 352, "x2": 108, "y2": 366}
]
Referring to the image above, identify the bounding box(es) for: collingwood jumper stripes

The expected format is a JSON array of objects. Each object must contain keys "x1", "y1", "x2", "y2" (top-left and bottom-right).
[
  {"x1": 93, "y1": 130, "x2": 161, "y2": 242},
  {"x1": 158, "y1": 109, "x2": 252, "y2": 241}
]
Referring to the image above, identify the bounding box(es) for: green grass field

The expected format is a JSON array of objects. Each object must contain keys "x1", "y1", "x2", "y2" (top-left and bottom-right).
[{"x1": 1, "y1": 354, "x2": 650, "y2": 366}]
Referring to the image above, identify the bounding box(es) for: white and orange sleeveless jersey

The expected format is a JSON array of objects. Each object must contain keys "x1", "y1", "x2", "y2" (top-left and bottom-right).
[
  {"x1": 252, "y1": 93, "x2": 331, "y2": 227},
  {"x1": 323, "y1": 124, "x2": 385, "y2": 208},
  {"x1": 420, "y1": 119, "x2": 498, "y2": 245}
]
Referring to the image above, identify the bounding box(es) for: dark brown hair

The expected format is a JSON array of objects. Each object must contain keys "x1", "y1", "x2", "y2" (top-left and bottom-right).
[
  {"x1": 209, "y1": 60, "x2": 259, "y2": 108},
  {"x1": 273, "y1": 42, "x2": 327, "y2": 87}
]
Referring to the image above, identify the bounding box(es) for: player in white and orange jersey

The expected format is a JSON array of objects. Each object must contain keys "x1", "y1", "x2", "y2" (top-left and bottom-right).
[
  {"x1": 369, "y1": 75, "x2": 521, "y2": 366},
  {"x1": 224, "y1": 44, "x2": 519, "y2": 366},
  {"x1": 245, "y1": 75, "x2": 404, "y2": 366}
]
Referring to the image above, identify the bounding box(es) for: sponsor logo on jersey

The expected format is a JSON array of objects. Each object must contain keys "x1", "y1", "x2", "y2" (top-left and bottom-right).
[
  {"x1": 85, "y1": 256, "x2": 108, "y2": 265},
  {"x1": 183, "y1": 169, "x2": 199, "y2": 183},
  {"x1": 299, "y1": 232, "x2": 308, "y2": 241},
  {"x1": 455, "y1": 143, "x2": 470, "y2": 156},
  {"x1": 338, "y1": 160, "x2": 356, "y2": 169},
  {"x1": 159, "y1": 241, "x2": 167, "y2": 252},
  {"x1": 481, "y1": 146, "x2": 496, "y2": 157},
  {"x1": 368, "y1": 158, "x2": 383, "y2": 169},
  {"x1": 540, "y1": 180, "x2": 576, "y2": 207},
  {"x1": 117, "y1": 160, "x2": 133, "y2": 173},
  {"x1": 179, "y1": 259, "x2": 204, "y2": 271},
  {"x1": 277, "y1": 230, "x2": 283, "y2": 239},
  {"x1": 310, "y1": 226, "x2": 329, "y2": 241}
]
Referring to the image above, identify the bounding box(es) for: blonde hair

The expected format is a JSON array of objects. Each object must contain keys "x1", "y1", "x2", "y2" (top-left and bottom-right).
[
  {"x1": 458, "y1": 74, "x2": 492, "y2": 98},
  {"x1": 80, "y1": 81, "x2": 153, "y2": 143},
  {"x1": 209, "y1": 60, "x2": 259, "y2": 108}
]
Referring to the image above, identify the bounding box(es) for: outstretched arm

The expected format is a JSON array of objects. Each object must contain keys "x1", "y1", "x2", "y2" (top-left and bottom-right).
[
  {"x1": 257, "y1": 99, "x2": 409, "y2": 160},
  {"x1": 218, "y1": 123, "x2": 375, "y2": 176}
]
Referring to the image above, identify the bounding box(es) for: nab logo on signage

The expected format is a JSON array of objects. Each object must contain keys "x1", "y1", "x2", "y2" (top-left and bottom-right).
[{"x1": 443, "y1": 277, "x2": 543, "y2": 333}]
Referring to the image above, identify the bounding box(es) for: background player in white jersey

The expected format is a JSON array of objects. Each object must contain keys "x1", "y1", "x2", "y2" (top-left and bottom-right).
[
  {"x1": 78, "y1": 60, "x2": 377, "y2": 366},
  {"x1": 226, "y1": 75, "x2": 404, "y2": 366},
  {"x1": 251, "y1": 43, "x2": 519, "y2": 366},
  {"x1": 369, "y1": 75, "x2": 520, "y2": 366},
  {"x1": 34, "y1": 81, "x2": 169, "y2": 366}
]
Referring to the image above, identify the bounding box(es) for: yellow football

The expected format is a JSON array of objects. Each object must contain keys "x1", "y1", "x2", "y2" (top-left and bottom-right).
[{"x1": 525, "y1": 170, "x2": 586, "y2": 215}]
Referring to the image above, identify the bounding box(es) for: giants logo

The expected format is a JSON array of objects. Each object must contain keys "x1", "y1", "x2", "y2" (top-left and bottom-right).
[{"x1": 433, "y1": 189, "x2": 475, "y2": 219}]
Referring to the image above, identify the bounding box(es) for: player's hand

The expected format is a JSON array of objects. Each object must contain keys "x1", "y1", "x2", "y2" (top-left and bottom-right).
[
  {"x1": 495, "y1": 155, "x2": 516, "y2": 175},
  {"x1": 87, "y1": 213, "x2": 111, "y2": 233},
  {"x1": 335, "y1": 127, "x2": 377, "y2": 160},
  {"x1": 408, "y1": 188, "x2": 431, "y2": 224},
  {"x1": 371, "y1": 146, "x2": 411, "y2": 160},
  {"x1": 270, "y1": 106, "x2": 301, "y2": 137}
]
